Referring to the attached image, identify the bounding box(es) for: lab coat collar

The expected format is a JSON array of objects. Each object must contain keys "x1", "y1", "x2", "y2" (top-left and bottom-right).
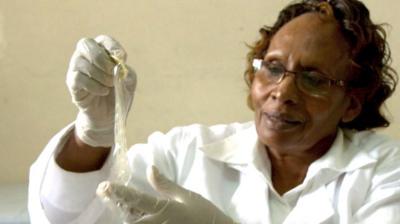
[
  {"x1": 306, "y1": 128, "x2": 377, "y2": 180},
  {"x1": 199, "y1": 124, "x2": 377, "y2": 174},
  {"x1": 283, "y1": 183, "x2": 335, "y2": 224},
  {"x1": 200, "y1": 124, "x2": 378, "y2": 223}
]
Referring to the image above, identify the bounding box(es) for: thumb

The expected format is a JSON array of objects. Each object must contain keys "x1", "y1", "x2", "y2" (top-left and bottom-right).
[{"x1": 147, "y1": 165, "x2": 190, "y2": 203}]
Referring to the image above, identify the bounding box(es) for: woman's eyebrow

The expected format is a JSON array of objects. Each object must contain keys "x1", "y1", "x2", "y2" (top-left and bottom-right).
[{"x1": 264, "y1": 50, "x2": 285, "y2": 60}]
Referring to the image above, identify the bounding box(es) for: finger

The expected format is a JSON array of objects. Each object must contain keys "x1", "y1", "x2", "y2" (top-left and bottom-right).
[
  {"x1": 76, "y1": 37, "x2": 116, "y2": 74},
  {"x1": 70, "y1": 89, "x2": 93, "y2": 108},
  {"x1": 147, "y1": 166, "x2": 191, "y2": 203},
  {"x1": 73, "y1": 55, "x2": 114, "y2": 87},
  {"x1": 68, "y1": 71, "x2": 110, "y2": 96},
  {"x1": 95, "y1": 35, "x2": 127, "y2": 62},
  {"x1": 96, "y1": 181, "x2": 169, "y2": 214}
]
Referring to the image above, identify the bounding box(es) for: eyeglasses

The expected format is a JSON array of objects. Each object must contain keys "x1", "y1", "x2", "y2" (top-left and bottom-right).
[{"x1": 252, "y1": 59, "x2": 346, "y2": 97}]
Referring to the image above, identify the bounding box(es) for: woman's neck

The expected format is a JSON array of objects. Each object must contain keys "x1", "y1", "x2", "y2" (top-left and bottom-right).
[{"x1": 266, "y1": 134, "x2": 336, "y2": 195}]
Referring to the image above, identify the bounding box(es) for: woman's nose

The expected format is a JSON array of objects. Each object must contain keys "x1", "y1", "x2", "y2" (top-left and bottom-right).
[{"x1": 270, "y1": 74, "x2": 300, "y2": 105}]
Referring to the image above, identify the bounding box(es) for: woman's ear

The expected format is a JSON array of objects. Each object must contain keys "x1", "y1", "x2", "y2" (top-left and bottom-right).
[{"x1": 341, "y1": 93, "x2": 363, "y2": 123}]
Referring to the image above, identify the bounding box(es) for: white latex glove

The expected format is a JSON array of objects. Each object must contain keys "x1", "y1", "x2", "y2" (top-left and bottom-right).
[
  {"x1": 66, "y1": 35, "x2": 136, "y2": 147},
  {"x1": 96, "y1": 166, "x2": 239, "y2": 224}
]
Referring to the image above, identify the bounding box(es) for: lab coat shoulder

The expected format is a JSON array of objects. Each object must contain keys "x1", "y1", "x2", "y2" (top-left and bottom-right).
[
  {"x1": 346, "y1": 129, "x2": 400, "y2": 173},
  {"x1": 348, "y1": 129, "x2": 400, "y2": 156},
  {"x1": 28, "y1": 124, "x2": 74, "y2": 224},
  {"x1": 344, "y1": 129, "x2": 400, "y2": 223}
]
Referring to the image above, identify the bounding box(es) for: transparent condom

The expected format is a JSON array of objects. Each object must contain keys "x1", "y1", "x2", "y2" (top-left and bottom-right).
[
  {"x1": 109, "y1": 50, "x2": 131, "y2": 184},
  {"x1": 98, "y1": 50, "x2": 144, "y2": 223}
]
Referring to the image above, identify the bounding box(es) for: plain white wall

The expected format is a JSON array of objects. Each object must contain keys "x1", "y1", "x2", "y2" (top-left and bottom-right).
[{"x1": 0, "y1": 0, "x2": 399, "y2": 183}]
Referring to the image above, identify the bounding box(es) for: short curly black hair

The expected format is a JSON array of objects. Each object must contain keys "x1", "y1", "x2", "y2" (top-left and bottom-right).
[{"x1": 245, "y1": 0, "x2": 398, "y2": 131}]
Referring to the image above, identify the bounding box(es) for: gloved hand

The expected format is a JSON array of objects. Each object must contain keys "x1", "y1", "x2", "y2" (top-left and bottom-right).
[
  {"x1": 66, "y1": 35, "x2": 136, "y2": 147},
  {"x1": 96, "y1": 166, "x2": 239, "y2": 224}
]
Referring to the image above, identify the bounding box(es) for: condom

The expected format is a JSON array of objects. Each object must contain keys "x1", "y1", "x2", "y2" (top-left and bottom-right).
[
  {"x1": 102, "y1": 50, "x2": 145, "y2": 222},
  {"x1": 109, "y1": 50, "x2": 131, "y2": 184}
]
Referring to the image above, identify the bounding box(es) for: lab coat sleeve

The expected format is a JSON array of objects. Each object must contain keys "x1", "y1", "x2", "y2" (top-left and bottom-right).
[
  {"x1": 29, "y1": 122, "x2": 244, "y2": 223},
  {"x1": 28, "y1": 124, "x2": 116, "y2": 224},
  {"x1": 29, "y1": 124, "x2": 201, "y2": 224},
  {"x1": 353, "y1": 149, "x2": 400, "y2": 223}
]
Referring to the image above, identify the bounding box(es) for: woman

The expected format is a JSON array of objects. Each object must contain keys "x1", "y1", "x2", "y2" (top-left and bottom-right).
[{"x1": 29, "y1": 0, "x2": 399, "y2": 223}]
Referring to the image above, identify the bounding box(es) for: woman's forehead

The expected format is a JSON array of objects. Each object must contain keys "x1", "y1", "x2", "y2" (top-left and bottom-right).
[
  {"x1": 270, "y1": 15, "x2": 349, "y2": 60},
  {"x1": 265, "y1": 13, "x2": 352, "y2": 79},
  {"x1": 271, "y1": 13, "x2": 347, "y2": 49}
]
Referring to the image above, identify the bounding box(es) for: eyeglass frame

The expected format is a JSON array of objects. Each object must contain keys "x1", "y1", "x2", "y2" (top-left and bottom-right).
[{"x1": 252, "y1": 59, "x2": 347, "y2": 96}]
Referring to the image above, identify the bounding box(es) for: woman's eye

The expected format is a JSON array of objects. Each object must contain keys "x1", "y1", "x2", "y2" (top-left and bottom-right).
[
  {"x1": 266, "y1": 64, "x2": 284, "y2": 76},
  {"x1": 302, "y1": 71, "x2": 327, "y2": 87}
]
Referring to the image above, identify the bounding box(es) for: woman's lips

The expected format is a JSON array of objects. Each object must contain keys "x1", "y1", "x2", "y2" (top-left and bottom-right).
[{"x1": 263, "y1": 112, "x2": 304, "y2": 131}]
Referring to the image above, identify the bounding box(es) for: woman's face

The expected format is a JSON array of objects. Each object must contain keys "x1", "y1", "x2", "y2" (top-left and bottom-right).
[{"x1": 251, "y1": 13, "x2": 361, "y2": 156}]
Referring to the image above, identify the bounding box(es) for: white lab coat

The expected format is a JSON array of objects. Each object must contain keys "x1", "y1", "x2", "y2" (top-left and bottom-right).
[{"x1": 29, "y1": 121, "x2": 400, "y2": 224}]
